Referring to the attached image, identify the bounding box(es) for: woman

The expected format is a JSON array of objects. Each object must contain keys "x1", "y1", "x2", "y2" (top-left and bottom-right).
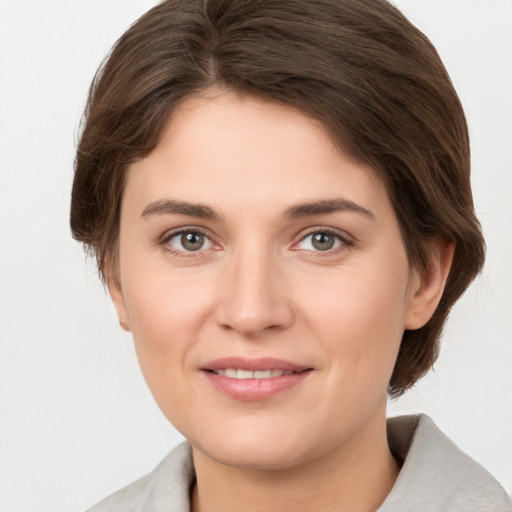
[{"x1": 70, "y1": 0, "x2": 511, "y2": 510}]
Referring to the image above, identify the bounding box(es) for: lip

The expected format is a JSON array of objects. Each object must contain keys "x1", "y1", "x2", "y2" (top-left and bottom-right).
[
  {"x1": 201, "y1": 357, "x2": 313, "y2": 401},
  {"x1": 203, "y1": 357, "x2": 310, "y2": 373}
]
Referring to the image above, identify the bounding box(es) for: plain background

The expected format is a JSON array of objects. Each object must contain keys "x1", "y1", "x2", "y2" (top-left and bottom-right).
[{"x1": 1, "y1": 1, "x2": 511, "y2": 510}]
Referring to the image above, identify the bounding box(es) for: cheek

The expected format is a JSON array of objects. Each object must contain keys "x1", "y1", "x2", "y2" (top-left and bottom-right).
[
  {"x1": 296, "y1": 257, "x2": 410, "y2": 375},
  {"x1": 120, "y1": 265, "x2": 214, "y2": 387},
  {"x1": 302, "y1": 263, "x2": 408, "y2": 336},
  {"x1": 122, "y1": 247, "x2": 214, "y2": 332},
  {"x1": 304, "y1": 272, "x2": 407, "y2": 428},
  {"x1": 121, "y1": 280, "x2": 204, "y2": 427}
]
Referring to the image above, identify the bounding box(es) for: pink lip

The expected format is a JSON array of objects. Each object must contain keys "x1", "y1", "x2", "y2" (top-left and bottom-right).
[
  {"x1": 203, "y1": 357, "x2": 310, "y2": 373},
  {"x1": 201, "y1": 357, "x2": 313, "y2": 401}
]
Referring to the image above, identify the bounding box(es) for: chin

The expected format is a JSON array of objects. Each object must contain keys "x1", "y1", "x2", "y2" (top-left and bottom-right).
[
  {"x1": 187, "y1": 418, "x2": 323, "y2": 471},
  {"x1": 201, "y1": 440, "x2": 306, "y2": 471}
]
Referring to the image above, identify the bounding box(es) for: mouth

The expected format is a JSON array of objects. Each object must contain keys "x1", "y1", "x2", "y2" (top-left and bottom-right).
[
  {"x1": 201, "y1": 357, "x2": 313, "y2": 400},
  {"x1": 208, "y1": 368, "x2": 305, "y2": 379}
]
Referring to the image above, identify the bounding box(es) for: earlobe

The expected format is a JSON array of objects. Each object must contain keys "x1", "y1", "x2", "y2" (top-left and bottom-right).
[
  {"x1": 404, "y1": 238, "x2": 455, "y2": 330},
  {"x1": 104, "y1": 259, "x2": 132, "y2": 332},
  {"x1": 119, "y1": 318, "x2": 131, "y2": 332}
]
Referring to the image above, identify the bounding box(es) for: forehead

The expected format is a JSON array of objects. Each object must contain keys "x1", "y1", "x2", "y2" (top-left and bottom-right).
[{"x1": 122, "y1": 91, "x2": 390, "y2": 220}]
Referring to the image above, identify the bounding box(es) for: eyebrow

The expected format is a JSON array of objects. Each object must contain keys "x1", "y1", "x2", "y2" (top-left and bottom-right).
[
  {"x1": 141, "y1": 199, "x2": 220, "y2": 220},
  {"x1": 140, "y1": 197, "x2": 374, "y2": 221},
  {"x1": 283, "y1": 198, "x2": 375, "y2": 220}
]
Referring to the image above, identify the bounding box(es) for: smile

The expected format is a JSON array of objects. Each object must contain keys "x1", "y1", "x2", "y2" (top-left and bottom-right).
[
  {"x1": 211, "y1": 369, "x2": 296, "y2": 379},
  {"x1": 202, "y1": 358, "x2": 313, "y2": 400}
]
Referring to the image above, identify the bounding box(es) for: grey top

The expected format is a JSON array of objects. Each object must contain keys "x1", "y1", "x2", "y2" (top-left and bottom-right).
[{"x1": 87, "y1": 414, "x2": 511, "y2": 511}]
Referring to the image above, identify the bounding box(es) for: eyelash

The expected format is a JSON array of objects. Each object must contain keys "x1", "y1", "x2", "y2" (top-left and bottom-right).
[
  {"x1": 295, "y1": 228, "x2": 355, "y2": 256},
  {"x1": 159, "y1": 227, "x2": 218, "y2": 258},
  {"x1": 159, "y1": 226, "x2": 355, "y2": 258}
]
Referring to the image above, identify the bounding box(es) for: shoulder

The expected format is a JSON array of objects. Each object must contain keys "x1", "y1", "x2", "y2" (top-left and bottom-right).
[
  {"x1": 85, "y1": 441, "x2": 194, "y2": 512},
  {"x1": 379, "y1": 414, "x2": 512, "y2": 512}
]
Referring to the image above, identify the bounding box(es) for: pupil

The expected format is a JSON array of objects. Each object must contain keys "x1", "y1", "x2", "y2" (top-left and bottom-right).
[
  {"x1": 312, "y1": 232, "x2": 334, "y2": 251},
  {"x1": 182, "y1": 232, "x2": 204, "y2": 251}
]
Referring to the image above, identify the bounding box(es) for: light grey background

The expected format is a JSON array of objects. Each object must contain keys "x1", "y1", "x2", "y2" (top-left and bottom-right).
[{"x1": 1, "y1": 1, "x2": 511, "y2": 510}]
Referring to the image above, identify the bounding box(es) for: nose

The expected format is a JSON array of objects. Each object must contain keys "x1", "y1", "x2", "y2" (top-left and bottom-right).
[{"x1": 214, "y1": 246, "x2": 294, "y2": 338}]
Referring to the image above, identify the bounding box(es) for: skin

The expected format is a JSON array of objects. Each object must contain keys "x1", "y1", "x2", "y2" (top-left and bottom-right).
[{"x1": 109, "y1": 90, "x2": 453, "y2": 512}]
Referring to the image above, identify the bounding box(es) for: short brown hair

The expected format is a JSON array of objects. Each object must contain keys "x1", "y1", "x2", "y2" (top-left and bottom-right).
[{"x1": 71, "y1": 0, "x2": 485, "y2": 397}]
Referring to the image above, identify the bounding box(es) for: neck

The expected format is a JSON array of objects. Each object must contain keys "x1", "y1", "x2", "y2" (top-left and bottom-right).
[{"x1": 191, "y1": 403, "x2": 399, "y2": 512}]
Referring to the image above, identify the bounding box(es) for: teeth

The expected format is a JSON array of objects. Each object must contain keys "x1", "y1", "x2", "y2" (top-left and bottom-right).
[
  {"x1": 237, "y1": 369, "x2": 253, "y2": 379},
  {"x1": 213, "y1": 369, "x2": 294, "y2": 379},
  {"x1": 254, "y1": 370, "x2": 272, "y2": 379}
]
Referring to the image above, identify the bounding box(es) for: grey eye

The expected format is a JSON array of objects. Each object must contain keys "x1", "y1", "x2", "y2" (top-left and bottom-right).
[
  {"x1": 311, "y1": 232, "x2": 336, "y2": 251},
  {"x1": 181, "y1": 232, "x2": 205, "y2": 251},
  {"x1": 297, "y1": 231, "x2": 344, "y2": 252},
  {"x1": 167, "y1": 231, "x2": 213, "y2": 252}
]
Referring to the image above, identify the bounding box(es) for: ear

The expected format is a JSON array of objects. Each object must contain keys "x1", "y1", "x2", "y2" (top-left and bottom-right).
[
  {"x1": 104, "y1": 258, "x2": 132, "y2": 332},
  {"x1": 404, "y1": 238, "x2": 455, "y2": 330}
]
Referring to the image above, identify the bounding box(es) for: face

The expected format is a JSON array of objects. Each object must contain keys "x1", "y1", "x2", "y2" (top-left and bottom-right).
[{"x1": 111, "y1": 91, "x2": 424, "y2": 470}]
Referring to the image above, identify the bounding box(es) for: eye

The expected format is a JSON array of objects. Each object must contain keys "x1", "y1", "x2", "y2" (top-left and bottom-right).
[
  {"x1": 166, "y1": 230, "x2": 214, "y2": 252},
  {"x1": 296, "y1": 230, "x2": 349, "y2": 252}
]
